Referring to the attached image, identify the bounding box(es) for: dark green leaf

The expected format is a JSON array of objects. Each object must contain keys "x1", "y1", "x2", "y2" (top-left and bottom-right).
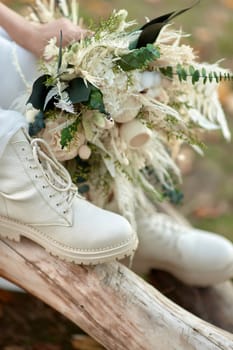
[
  {"x1": 136, "y1": 1, "x2": 200, "y2": 48},
  {"x1": 136, "y1": 23, "x2": 165, "y2": 49},
  {"x1": 201, "y1": 67, "x2": 207, "y2": 77},
  {"x1": 176, "y1": 63, "x2": 182, "y2": 81},
  {"x1": 181, "y1": 68, "x2": 187, "y2": 81},
  {"x1": 77, "y1": 176, "x2": 86, "y2": 183},
  {"x1": 192, "y1": 70, "x2": 200, "y2": 84},
  {"x1": 87, "y1": 86, "x2": 106, "y2": 113},
  {"x1": 28, "y1": 111, "x2": 45, "y2": 136},
  {"x1": 27, "y1": 75, "x2": 52, "y2": 110},
  {"x1": 214, "y1": 72, "x2": 219, "y2": 83},
  {"x1": 162, "y1": 186, "x2": 184, "y2": 204},
  {"x1": 176, "y1": 64, "x2": 187, "y2": 82},
  {"x1": 78, "y1": 184, "x2": 90, "y2": 194},
  {"x1": 159, "y1": 66, "x2": 173, "y2": 79},
  {"x1": 57, "y1": 30, "x2": 63, "y2": 73},
  {"x1": 66, "y1": 78, "x2": 91, "y2": 104}
]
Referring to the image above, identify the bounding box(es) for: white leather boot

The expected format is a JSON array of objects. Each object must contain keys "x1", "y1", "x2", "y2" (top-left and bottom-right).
[
  {"x1": 133, "y1": 212, "x2": 233, "y2": 286},
  {"x1": 0, "y1": 128, "x2": 138, "y2": 264}
]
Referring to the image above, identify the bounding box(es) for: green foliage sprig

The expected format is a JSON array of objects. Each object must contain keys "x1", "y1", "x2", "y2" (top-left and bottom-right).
[
  {"x1": 117, "y1": 44, "x2": 160, "y2": 71},
  {"x1": 60, "y1": 118, "x2": 81, "y2": 148},
  {"x1": 92, "y1": 10, "x2": 131, "y2": 40},
  {"x1": 160, "y1": 64, "x2": 233, "y2": 84}
]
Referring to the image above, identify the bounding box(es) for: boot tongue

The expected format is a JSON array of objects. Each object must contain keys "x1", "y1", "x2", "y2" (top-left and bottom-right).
[
  {"x1": 42, "y1": 157, "x2": 71, "y2": 191},
  {"x1": 35, "y1": 140, "x2": 74, "y2": 185},
  {"x1": 31, "y1": 138, "x2": 78, "y2": 210}
]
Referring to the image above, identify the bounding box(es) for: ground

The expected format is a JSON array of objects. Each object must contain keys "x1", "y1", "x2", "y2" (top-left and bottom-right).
[{"x1": 0, "y1": 0, "x2": 233, "y2": 349}]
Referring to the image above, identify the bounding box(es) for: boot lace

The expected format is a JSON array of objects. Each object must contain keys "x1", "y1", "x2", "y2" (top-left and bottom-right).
[{"x1": 31, "y1": 138, "x2": 79, "y2": 211}]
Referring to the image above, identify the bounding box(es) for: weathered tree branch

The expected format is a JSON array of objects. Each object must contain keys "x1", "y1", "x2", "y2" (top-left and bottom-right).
[
  {"x1": 0, "y1": 237, "x2": 233, "y2": 350},
  {"x1": 149, "y1": 270, "x2": 233, "y2": 333}
]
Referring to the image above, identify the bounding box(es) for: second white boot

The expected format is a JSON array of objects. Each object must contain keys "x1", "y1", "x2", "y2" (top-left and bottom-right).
[{"x1": 133, "y1": 211, "x2": 233, "y2": 286}]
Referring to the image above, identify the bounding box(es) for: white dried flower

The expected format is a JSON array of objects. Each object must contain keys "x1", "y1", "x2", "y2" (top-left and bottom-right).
[
  {"x1": 54, "y1": 91, "x2": 75, "y2": 114},
  {"x1": 25, "y1": 105, "x2": 40, "y2": 123},
  {"x1": 43, "y1": 38, "x2": 59, "y2": 60}
]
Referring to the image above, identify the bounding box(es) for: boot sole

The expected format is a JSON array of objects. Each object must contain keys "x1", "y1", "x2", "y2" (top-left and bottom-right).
[
  {"x1": 133, "y1": 256, "x2": 233, "y2": 286},
  {"x1": 0, "y1": 215, "x2": 138, "y2": 264}
]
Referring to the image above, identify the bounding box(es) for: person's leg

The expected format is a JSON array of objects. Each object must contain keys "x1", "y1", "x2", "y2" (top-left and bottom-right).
[
  {"x1": 0, "y1": 109, "x2": 27, "y2": 158},
  {"x1": 0, "y1": 28, "x2": 38, "y2": 155},
  {"x1": 0, "y1": 28, "x2": 38, "y2": 110}
]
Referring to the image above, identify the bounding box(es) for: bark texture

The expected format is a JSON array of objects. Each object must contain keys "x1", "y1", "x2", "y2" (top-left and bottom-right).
[{"x1": 0, "y1": 237, "x2": 233, "y2": 350}]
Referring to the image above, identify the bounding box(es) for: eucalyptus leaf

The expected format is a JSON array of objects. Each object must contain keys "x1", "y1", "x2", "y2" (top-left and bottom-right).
[
  {"x1": 208, "y1": 72, "x2": 213, "y2": 82},
  {"x1": 159, "y1": 66, "x2": 173, "y2": 79},
  {"x1": 192, "y1": 70, "x2": 200, "y2": 84},
  {"x1": 201, "y1": 67, "x2": 207, "y2": 77},
  {"x1": 189, "y1": 66, "x2": 195, "y2": 75},
  {"x1": 214, "y1": 72, "x2": 219, "y2": 83}
]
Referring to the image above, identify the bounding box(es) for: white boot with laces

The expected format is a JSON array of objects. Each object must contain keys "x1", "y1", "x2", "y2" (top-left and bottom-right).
[
  {"x1": 0, "y1": 128, "x2": 138, "y2": 264},
  {"x1": 133, "y1": 211, "x2": 233, "y2": 286}
]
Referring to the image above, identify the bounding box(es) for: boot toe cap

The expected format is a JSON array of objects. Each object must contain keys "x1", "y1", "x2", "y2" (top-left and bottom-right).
[
  {"x1": 178, "y1": 231, "x2": 233, "y2": 270},
  {"x1": 74, "y1": 199, "x2": 138, "y2": 255},
  {"x1": 176, "y1": 230, "x2": 233, "y2": 285}
]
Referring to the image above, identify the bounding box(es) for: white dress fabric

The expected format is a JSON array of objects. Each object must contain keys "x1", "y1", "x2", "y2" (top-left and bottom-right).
[
  {"x1": 0, "y1": 29, "x2": 38, "y2": 291},
  {"x1": 0, "y1": 27, "x2": 38, "y2": 158}
]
